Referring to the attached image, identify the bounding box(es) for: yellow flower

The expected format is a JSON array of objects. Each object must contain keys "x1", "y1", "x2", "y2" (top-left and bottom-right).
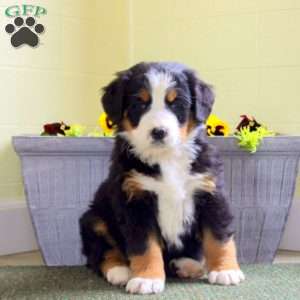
[
  {"x1": 98, "y1": 112, "x2": 115, "y2": 137},
  {"x1": 206, "y1": 114, "x2": 230, "y2": 136}
]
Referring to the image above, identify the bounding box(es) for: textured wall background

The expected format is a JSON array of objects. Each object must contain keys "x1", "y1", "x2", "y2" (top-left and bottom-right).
[
  {"x1": 0, "y1": 0, "x2": 299, "y2": 202},
  {"x1": 129, "y1": 0, "x2": 300, "y2": 135},
  {"x1": 0, "y1": 0, "x2": 129, "y2": 201}
]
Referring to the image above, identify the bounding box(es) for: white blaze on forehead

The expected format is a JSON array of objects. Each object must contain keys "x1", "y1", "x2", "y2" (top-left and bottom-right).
[
  {"x1": 121, "y1": 68, "x2": 181, "y2": 166},
  {"x1": 146, "y1": 69, "x2": 175, "y2": 110}
]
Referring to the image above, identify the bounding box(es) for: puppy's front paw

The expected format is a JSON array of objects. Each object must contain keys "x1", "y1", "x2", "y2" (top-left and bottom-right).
[
  {"x1": 208, "y1": 269, "x2": 245, "y2": 285},
  {"x1": 126, "y1": 277, "x2": 165, "y2": 294},
  {"x1": 106, "y1": 266, "x2": 131, "y2": 286}
]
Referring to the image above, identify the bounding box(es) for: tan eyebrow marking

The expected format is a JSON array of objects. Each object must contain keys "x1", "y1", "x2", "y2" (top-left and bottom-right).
[
  {"x1": 138, "y1": 88, "x2": 151, "y2": 102},
  {"x1": 166, "y1": 89, "x2": 177, "y2": 103}
]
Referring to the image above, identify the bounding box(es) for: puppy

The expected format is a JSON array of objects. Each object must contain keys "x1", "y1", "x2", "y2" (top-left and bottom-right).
[{"x1": 80, "y1": 62, "x2": 245, "y2": 294}]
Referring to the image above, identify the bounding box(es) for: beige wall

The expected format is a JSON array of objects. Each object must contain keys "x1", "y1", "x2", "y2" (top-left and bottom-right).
[
  {"x1": 1, "y1": 0, "x2": 299, "y2": 202},
  {"x1": 0, "y1": 0, "x2": 129, "y2": 201},
  {"x1": 129, "y1": 0, "x2": 300, "y2": 135}
]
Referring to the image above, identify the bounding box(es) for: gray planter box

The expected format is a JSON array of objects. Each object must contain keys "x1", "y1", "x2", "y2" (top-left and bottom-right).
[{"x1": 13, "y1": 136, "x2": 300, "y2": 266}]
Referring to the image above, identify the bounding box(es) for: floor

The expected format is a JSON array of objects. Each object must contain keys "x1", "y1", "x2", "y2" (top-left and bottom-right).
[
  {"x1": 0, "y1": 249, "x2": 300, "y2": 266},
  {"x1": 2, "y1": 265, "x2": 299, "y2": 300}
]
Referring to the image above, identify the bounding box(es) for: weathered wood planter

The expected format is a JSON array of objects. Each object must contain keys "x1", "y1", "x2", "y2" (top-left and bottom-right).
[{"x1": 13, "y1": 136, "x2": 300, "y2": 266}]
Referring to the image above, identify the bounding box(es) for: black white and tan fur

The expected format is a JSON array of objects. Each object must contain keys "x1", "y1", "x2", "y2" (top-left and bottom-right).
[{"x1": 80, "y1": 62, "x2": 245, "y2": 294}]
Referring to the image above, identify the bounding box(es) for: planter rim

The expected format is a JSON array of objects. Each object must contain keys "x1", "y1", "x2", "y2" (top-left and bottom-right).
[
  {"x1": 12, "y1": 135, "x2": 115, "y2": 155},
  {"x1": 209, "y1": 135, "x2": 300, "y2": 153},
  {"x1": 12, "y1": 135, "x2": 300, "y2": 155}
]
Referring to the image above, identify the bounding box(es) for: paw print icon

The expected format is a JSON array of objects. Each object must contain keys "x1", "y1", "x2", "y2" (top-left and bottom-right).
[{"x1": 5, "y1": 17, "x2": 45, "y2": 47}]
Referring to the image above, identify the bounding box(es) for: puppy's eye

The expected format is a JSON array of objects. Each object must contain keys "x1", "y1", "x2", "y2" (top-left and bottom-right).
[
  {"x1": 131, "y1": 101, "x2": 148, "y2": 111},
  {"x1": 168, "y1": 101, "x2": 177, "y2": 108},
  {"x1": 139, "y1": 102, "x2": 147, "y2": 110}
]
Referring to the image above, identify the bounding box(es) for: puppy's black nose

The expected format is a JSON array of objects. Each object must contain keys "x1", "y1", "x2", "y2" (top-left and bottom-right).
[{"x1": 151, "y1": 127, "x2": 167, "y2": 141}]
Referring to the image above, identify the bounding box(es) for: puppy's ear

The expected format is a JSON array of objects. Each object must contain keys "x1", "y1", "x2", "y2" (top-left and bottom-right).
[
  {"x1": 185, "y1": 70, "x2": 215, "y2": 123},
  {"x1": 101, "y1": 70, "x2": 131, "y2": 125}
]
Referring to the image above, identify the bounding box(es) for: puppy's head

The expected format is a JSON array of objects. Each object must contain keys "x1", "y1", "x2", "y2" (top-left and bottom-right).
[{"x1": 102, "y1": 62, "x2": 214, "y2": 162}]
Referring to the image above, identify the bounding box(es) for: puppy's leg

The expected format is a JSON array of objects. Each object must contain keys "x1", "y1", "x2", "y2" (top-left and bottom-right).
[
  {"x1": 126, "y1": 236, "x2": 165, "y2": 295},
  {"x1": 100, "y1": 248, "x2": 131, "y2": 286},
  {"x1": 122, "y1": 172, "x2": 165, "y2": 294},
  {"x1": 196, "y1": 192, "x2": 245, "y2": 285},
  {"x1": 93, "y1": 219, "x2": 131, "y2": 286},
  {"x1": 203, "y1": 229, "x2": 245, "y2": 285},
  {"x1": 80, "y1": 211, "x2": 130, "y2": 286}
]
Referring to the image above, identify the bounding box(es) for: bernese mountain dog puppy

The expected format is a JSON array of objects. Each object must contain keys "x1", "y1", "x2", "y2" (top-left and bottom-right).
[{"x1": 80, "y1": 62, "x2": 245, "y2": 294}]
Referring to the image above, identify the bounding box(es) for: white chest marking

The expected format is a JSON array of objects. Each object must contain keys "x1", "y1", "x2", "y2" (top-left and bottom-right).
[
  {"x1": 136, "y1": 146, "x2": 203, "y2": 248},
  {"x1": 157, "y1": 159, "x2": 195, "y2": 248}
]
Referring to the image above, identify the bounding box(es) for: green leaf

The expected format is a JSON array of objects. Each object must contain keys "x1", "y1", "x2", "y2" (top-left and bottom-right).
[
  {"x1": 64, "y1": 124, "x2": 86, "y2": 137},
  {"x1": 234, "y1": 126, "x2": 274, "y2": 153}
]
